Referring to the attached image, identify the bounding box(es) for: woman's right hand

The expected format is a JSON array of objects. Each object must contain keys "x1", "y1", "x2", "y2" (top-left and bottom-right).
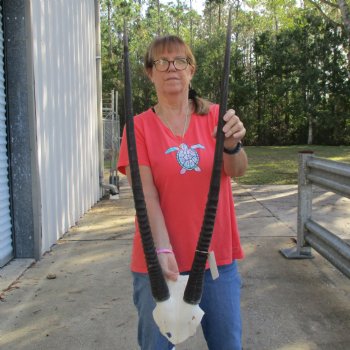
[{"x1": 157, "y1": 252, "x2": 179, "y2": 281}]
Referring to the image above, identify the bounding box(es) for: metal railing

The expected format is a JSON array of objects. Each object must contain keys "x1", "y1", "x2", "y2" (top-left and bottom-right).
[{"x1": 281, "y1": 152, "x2": 350, "y2": 278}]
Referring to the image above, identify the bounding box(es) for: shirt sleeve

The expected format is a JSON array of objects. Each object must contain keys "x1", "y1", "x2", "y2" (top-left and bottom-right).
[{"x1": 117, "y1": 117, "x2": 151, "y2": 175}]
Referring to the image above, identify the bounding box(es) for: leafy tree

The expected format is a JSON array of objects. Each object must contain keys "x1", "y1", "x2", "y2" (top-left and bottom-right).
[{"x1": 99, "y1": 0, "x2": 350, "y2": 146}]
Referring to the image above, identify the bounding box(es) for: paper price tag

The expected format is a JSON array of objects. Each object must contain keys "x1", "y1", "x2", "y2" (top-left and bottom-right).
[{"x1": 208, "y1": 251, "x2": 219, "y2": 280}]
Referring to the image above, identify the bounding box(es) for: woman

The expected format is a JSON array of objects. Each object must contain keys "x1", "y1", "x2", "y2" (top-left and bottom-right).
[{"x1": 118, "y1": 35, "x2": 248, "y2": 350}]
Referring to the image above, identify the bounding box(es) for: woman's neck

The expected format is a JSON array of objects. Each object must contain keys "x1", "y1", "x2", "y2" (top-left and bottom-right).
[
  {"x1": 154, "y1": 98, "x2": 192, "y2": 136},
  {"x1": 156, "y1": 94, "x2": 190, "y2": 119}
]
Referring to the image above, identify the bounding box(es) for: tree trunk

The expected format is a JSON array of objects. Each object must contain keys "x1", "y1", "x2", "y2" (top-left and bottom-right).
[
  {"x1": 190, "y1": 0, "x2": 193, "y2": 47},
  {"x1": 305, "y1": 87, "x2": 313, "y2": 145},
  {"x1": 157, "y1": 0, "x2": 161, "y2": 35},
  {"x1": 256, "y1": 57, "x2": 263, "y2": 144},
  {"x1": 284, "y1": 92, "x2": 290, "y2": 130},
  {"x1": 108, "y1": 1, "x2": 112, "y2": 59},
  {"x1": 177, "y1": 0, "x2": 180, "y2": 36},
  {"x1": 337, "y1": 0, "x2": 350, "y2": 68},
  {"x1": 307, "y1": 113, "x2": 313, "y2": 145},
  {"x1": 209, "y1": 5, "x2": 212, "y2": 36},
  {"x1": 338, "y1": 0, "x2": 350, "y2": 36}
]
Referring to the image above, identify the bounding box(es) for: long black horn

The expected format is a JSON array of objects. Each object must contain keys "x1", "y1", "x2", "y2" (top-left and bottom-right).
[
  {"x1": 184, "y1": 7, "x2": 233, "y2": 305},
  {"x1": 123, "y1": 21, "x2": 169, "y2": 302}
]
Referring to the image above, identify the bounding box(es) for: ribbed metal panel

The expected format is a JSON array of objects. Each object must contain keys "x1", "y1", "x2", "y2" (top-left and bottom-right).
[
  {"x1": 0, "y1": 5, "x2": 13, "y2": 267},
  {"x1": 30, "y1": 0, "x2": 99, "y2": 253}
]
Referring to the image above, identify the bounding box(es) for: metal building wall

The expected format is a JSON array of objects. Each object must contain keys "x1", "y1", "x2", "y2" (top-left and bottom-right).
[
  {"x1": 0, "y1": 4, "x2": 13, "y2": 266},
  {"x1": 30, "y1": 0, "x2": 100, "y2": 253}
]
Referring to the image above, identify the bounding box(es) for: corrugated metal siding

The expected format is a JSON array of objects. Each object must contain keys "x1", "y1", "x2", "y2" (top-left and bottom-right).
[
  {"x1": 0, "y1": 4, "x2": 13, "y2": 266},
  {"x1": 30, "y1": 0, "x2": 100, "y2": 253}
]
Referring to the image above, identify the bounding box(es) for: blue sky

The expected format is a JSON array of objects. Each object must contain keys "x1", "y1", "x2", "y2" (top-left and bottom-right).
[{"x1": 160, "y1": 0, "x2": 205, "y2": 14}]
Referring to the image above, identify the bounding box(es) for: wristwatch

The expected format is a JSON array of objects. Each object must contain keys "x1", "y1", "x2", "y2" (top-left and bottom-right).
[{"x1": 223, "y1": 141, "x2": 242, "y2": 155}]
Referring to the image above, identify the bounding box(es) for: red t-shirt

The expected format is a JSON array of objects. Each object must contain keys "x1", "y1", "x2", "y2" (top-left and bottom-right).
[{"x1": 118, "y1": 104, "x2": 244, "y2": 273}]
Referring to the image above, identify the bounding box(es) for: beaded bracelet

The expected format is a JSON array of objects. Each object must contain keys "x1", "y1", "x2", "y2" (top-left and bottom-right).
[
  {"x1": 223, "y1": 141, "x2": 242, "y2": 155},
  {"x1": 156, "y1": 248, "x2": 173, "y2": 254}
]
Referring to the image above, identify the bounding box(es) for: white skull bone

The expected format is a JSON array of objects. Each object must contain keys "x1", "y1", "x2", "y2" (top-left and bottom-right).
[{"x1": 153, "y1": 275, "x2": 205, "y2": 345}]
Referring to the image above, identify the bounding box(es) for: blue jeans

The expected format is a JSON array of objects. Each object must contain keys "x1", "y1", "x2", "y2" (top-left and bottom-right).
[{"x1": 132, "y1": 261, "x2": 242, "y2": 350}]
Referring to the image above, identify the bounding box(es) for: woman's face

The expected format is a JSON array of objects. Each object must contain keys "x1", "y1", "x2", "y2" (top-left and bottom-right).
[{"x1": 148, "y1": 48, "x2": 195, "y2": 98}]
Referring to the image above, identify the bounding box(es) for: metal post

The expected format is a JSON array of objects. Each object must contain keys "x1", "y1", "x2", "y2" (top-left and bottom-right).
[
  {"x1": 280, "y1": 151, "x2": 314, "y2": 259},
  {"x1": 114, "y1": 90, "x2": 120, "y2": 191},
  {"x1": 115, "y1": 90, "x2": 120, "y2": 154},
  {"x1": 111, "y1": 89, "x2": 115, "y2": 163},
  {"x1": 296, "y1": 152, "x2": 314, "y2": 256}
]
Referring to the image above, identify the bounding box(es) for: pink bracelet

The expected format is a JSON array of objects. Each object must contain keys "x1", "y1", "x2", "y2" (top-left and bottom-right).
[{"x1": 156, "y1": 248, "x2": 173, "y2": 254}]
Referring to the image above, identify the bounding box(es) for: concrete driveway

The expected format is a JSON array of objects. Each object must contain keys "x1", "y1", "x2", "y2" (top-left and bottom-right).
[{"x1": 0, "y1": 178, "x2": 349, "y2": 350}]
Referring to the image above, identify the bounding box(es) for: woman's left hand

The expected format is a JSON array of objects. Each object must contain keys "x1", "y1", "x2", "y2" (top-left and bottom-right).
[
  {"x1": 213, "y1": 109, "x2": 246, "y2": 149},
  {"x1": 222, "y1": 109, "x2": 246, "y2": 149}
]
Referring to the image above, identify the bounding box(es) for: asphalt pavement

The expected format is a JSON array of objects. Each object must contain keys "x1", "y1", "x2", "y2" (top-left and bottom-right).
[{"x1": 1, "y1": 175, "x2": 349, "y2": 350}]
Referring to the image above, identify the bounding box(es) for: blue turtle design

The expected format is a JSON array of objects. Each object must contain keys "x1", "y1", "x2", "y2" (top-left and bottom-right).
[{"x1": 165, "y1": 143, "x2": 205, "y2": 174}]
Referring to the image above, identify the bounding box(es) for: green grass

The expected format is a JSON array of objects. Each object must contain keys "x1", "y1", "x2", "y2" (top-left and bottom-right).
[{"x1": 237, "y1": 145, "x2": 350, "y2": 185}]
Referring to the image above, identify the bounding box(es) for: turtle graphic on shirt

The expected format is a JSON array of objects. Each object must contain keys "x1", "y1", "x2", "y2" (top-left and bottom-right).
[{"x1": 165, "y1": 143, "x2": 205, "y2": 174}]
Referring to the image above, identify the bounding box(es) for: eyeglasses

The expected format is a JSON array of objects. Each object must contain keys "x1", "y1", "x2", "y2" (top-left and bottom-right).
[{"x1": 153, "y1": 58, "x2": 189, "y2": 72}]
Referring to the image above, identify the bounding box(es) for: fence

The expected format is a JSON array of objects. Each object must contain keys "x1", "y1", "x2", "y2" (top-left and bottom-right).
[
  {"x1": 103, "y1": 90, "x2": 120, "y2": 158},
  {"x1": 102, "y1": 90, "x2": 120, "y2": 192},
  {"x1": 281, "y1": 152, "x2": 350, "y2": 278}
]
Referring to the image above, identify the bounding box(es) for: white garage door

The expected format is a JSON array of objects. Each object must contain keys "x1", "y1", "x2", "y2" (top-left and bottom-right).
[{"x1": 0, "y1": 5, "x2": 13, "y2": 267}]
